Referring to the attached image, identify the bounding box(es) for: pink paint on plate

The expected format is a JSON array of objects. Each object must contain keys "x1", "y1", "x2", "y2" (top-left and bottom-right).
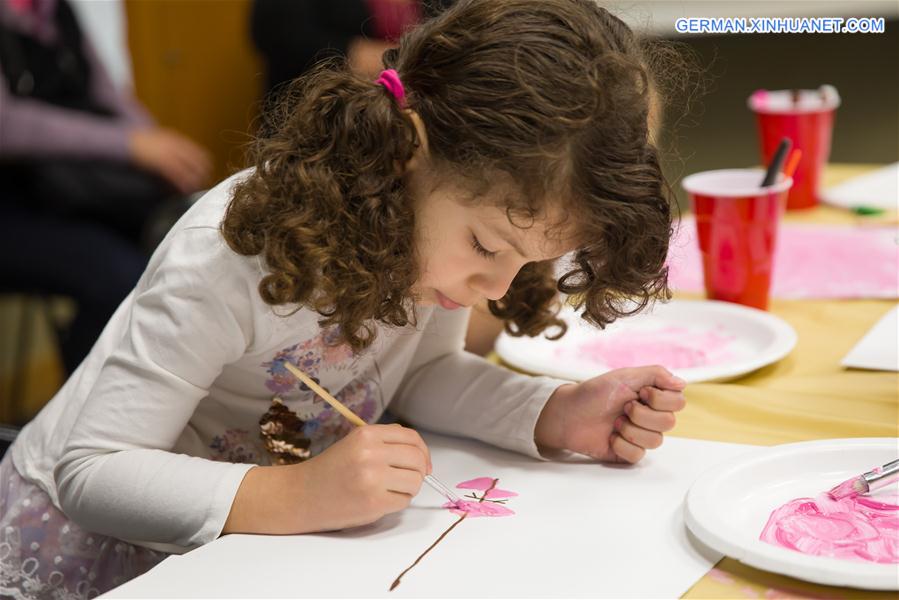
[
  {"x1": 555, "y1": 325, "x2": 736, "y2": 370},
  {"x1": 760, "y1": 491, "x2": 899, "y2": 564}
]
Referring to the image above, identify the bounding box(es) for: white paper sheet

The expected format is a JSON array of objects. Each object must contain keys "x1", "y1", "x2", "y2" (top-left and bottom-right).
[
  {"x1": 820, "y1": 163, "x2": 899, "y2": 211},
  {"x1": 842, "y1": 305, "x2": 899, "y2": 371},
  {"x1": 104, "y1": 434, "x2": 756, "y2": 599}
]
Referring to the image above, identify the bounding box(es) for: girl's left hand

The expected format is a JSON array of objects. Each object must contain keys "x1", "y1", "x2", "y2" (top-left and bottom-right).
[{"x1": 534, "y1": 366, "x2": 687, "y2": 464}]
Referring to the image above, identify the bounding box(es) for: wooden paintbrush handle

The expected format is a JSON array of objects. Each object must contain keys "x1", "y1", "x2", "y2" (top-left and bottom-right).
[{"x1": 280, "y1": 361, "x2": 367, "y2": 427}]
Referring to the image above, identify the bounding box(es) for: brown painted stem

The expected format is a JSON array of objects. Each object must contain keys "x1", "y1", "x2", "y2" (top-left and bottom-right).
[
  {"x1": 389, "y1": 512, "x2": 467, "y2": 591},
  {"x1": 389, "y1": 478, "x2": 499, "y2": 591}
]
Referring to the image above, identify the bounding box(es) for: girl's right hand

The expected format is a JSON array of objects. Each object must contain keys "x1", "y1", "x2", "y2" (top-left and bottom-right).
[{"x1": 292, "y1": 424, "x2": 432, "y2": 532}]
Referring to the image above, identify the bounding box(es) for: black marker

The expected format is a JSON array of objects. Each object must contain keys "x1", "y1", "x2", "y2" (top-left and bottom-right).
[{"x1": 761, "y1": 137, "x2": 792, "y2": 187}]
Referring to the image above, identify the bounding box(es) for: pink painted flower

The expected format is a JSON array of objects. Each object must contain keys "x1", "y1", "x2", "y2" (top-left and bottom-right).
[
  {"x1": 484, "y1": 488, "x2": 518, "y2": 499},
  {"x1": 445, "y1": 477, "x2": 518, "y2": 517},
  {"x1": 456, "y1": 477, "x2": 495, "y2": 490},
  {"x1": 443, "y1": 499, "x2": 515, "y2": 517},
  {"x1": 456, "y1": 477, "x2": 518, "y2": 499}
]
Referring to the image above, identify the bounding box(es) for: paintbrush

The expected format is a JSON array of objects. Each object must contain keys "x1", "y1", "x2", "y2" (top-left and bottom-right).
[
  {"x1": 828, "y1": 459, "x2": 899, "y2": 499},
  {"x1": 279, "y1": 360, "x2": 463, "y2": 506}
]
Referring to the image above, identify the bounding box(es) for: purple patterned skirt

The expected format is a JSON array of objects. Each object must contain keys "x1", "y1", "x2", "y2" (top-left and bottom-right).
[{"x1": 0, "y1": 452, "x2": 168, "y2": 599}]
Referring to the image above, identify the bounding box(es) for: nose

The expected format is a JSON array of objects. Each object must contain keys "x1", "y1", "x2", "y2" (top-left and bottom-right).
[{"x1": 469, "y1": 267, "x2": 519, "y2": 301}]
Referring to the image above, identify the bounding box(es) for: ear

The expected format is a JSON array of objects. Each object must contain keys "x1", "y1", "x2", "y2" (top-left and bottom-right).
[{"x1": 403, "y1": 110, "x2": 430, "y2": 173}]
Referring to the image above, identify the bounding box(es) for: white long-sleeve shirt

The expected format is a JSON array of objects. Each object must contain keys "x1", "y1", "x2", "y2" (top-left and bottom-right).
[{"x1": 11, "y1": 171, "x2": 568, "y2": 554}]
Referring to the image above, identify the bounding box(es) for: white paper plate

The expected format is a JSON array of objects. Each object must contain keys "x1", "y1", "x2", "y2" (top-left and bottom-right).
[
  {"x1": 685, "y1": 438, "x2": 899, "y2": 590},
  {"x1": 494, "y1": 299, "x2": 797, "y2": 383}
]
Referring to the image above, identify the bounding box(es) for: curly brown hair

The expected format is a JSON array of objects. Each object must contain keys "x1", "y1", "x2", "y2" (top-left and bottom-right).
[{"x1": 223, "y1": 0, "x2": 689, "y2": 352}]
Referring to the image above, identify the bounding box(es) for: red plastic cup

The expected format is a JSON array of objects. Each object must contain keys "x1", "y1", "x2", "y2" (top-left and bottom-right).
[
  {"x1": 748, "y1": 86, "x2": 839, "y2": 210},
  {"x1": 682, "y1": 169, "x2": 793, "y2": 310}
]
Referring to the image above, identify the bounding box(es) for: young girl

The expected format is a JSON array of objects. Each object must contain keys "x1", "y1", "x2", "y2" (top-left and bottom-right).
[{"x1": 0, "y1": 0, "x2": 687, "y2": 596}]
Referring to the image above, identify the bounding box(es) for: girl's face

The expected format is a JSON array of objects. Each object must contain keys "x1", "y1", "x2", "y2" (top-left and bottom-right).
[
  {"x1": 410, "y1": 176, "x2": 575, "y2": 309},
  {"x1": 404, "y1": 112, "x2": 576, "y2": 309}
]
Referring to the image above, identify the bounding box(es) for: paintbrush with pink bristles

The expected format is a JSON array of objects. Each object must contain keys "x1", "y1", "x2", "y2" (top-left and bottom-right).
[{"x1": 828, "y1": 459, "x2": 899, "y2": 499}]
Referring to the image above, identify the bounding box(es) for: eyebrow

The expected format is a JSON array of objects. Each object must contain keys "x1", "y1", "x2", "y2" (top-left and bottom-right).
[{"x1": 487, "y1": 222, "x2": 531, "y2": 261}]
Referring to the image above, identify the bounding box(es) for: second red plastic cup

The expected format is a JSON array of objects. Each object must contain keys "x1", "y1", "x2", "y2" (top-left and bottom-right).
[
  {"x1": 682, "y1": 169, "x2": 793, "y2": 310},
  {"x1": 749, "y1": 87, "x2": 839, "y2": 210}
]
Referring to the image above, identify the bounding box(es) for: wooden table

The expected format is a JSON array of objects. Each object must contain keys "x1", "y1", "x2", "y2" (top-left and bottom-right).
[{"x1": 671, "y1": 164, "x2": 898, "y2": 599}]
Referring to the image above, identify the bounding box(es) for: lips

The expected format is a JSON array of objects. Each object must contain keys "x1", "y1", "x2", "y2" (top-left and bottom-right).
[{"x1": 435, "y1": 290, "x2": 463, "y2": 310}]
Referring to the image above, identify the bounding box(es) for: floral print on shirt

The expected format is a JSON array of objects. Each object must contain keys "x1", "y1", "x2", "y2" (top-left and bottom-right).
[
  {"x1": 256, "y1": 326, "x2": 385, "y2": 458},
  {"x1": 208, "y1": 429, "x2": 258, "y2": 464}
]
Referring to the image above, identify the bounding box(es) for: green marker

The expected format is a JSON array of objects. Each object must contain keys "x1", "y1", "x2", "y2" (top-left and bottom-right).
[{"x1": 852, "y1": 205, "x2": 885, "y2": 216}]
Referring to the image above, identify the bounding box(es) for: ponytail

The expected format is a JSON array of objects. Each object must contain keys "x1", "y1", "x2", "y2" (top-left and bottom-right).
[{"x1": 223, "y1": 60, "x2": 421, "y2": 351}]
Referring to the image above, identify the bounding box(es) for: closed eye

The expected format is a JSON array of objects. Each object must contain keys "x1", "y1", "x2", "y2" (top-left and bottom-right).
[{"x1": 470, "y1": 233, "x2": 497, "y2": 260}]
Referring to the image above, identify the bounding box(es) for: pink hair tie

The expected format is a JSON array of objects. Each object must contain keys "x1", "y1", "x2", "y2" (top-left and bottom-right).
[{"x1": 375, "y1": 69, "x2": 406, "y2": 108}]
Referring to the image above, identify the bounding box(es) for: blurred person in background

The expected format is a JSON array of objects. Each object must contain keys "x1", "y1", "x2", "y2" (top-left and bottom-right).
[
  {"x1": 0, "y1": 0, "x2": 212, "y2": 376},
  {"x1": 251, "y1": 0, "x2": 457, "y2": 102}
]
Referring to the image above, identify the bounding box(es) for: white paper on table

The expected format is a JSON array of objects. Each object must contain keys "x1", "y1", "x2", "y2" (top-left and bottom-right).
[
  {"x1": 104, "y1": 433, "x2": 756, "y2": 599},
  {"x1": 820, "y1": 163, "x2": 899, "y2": 211},
  {"x1": 841, "y1": 304, "x2": 899, "y2": 371}
]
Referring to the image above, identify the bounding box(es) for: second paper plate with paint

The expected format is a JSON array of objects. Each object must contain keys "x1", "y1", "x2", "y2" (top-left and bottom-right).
[
  {"x1": 494, "y1": 299, "x2": 797, "y2": 383},
  {"x1": 684, "y1": 438, "x2": 899, "y2": 590}
]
